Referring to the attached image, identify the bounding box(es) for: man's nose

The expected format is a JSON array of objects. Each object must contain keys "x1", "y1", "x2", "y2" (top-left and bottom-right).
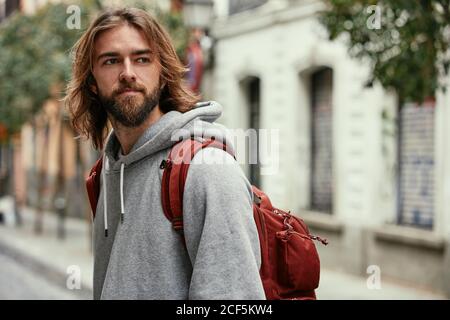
[{"x1": 119, "y1": 58, "x2": 136, "y2": 83}]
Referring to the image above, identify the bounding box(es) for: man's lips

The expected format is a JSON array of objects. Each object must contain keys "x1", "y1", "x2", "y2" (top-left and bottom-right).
[{"x1": 116, "y1": 88, "x2": 143, "y2": 96}]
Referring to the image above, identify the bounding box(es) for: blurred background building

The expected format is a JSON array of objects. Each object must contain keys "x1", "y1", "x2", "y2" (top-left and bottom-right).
[
  {"x1": 0, "y1": 0, "x2": 449, "y2": 299},
  {"x1": 203, "y1": 0, "x2": 450, "y2": 298}
]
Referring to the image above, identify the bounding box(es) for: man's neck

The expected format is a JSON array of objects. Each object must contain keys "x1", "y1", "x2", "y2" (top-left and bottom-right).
[{"x1": 111, "y1": 106, "x2": 164, "y2": 155}]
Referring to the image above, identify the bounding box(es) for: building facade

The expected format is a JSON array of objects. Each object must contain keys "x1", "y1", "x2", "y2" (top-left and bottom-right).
[{"x1": 207, "y1": 0, "x2": 450, "y2": 296}]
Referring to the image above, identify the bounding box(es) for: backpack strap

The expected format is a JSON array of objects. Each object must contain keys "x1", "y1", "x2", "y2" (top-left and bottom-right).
[
  {"x1": 86, "y1": 156, "x2": 103, "y2": 219},
  {"x1": 85, "y1": 138, "x2": 234, "y2": 232},
  {"x1": 161, "y1": 138, "x2": 234, "y2": 240}
]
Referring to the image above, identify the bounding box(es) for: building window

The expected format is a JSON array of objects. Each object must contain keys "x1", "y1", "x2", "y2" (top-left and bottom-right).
[
  {"x1": 310, "y1": 67, "x2": 333, "y2": 213},
  {"x1": 229, "y1": 0, "x2": 268, "y2": 15},
  {"x1": 248, "y1": 77, "x2": 261, "y2": 187},
  {"x1": 1, "y1": 0, "x2": 20, "y2": 22},
  {"x1": 6, "y1": 0, "x2": 19, "y2": 17},
  {"x1": 0, "y1": 0, "x2": 6, "y2": 22},
  {"x1": 239, "y1": 76, "x2": 261, "y2": 187},
  {"x1": 398, "y1": 100, "x2": 435, "y2": 228}
]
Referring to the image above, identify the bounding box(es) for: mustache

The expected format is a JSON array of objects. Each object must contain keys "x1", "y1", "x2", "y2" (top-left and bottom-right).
[{"x1": 113, "y1": 83, "x2": 146, "y2": 96}]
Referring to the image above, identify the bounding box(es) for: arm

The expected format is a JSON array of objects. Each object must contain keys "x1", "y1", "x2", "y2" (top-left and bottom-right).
[{"x1": 182, "y1": 147, "x2": 266, "y2": 300}]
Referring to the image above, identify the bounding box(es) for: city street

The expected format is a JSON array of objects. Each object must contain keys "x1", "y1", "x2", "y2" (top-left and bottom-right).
[
  {"x1": 0, "y1": 203, "x2": 446, "y2": 300},
  {"x1": 0, "y1": 251, "x2": 81, "y2": 300}
]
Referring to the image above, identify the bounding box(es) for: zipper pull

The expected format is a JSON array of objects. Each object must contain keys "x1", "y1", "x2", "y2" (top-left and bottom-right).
[
  {"x1": 310, "y1": 234, "x2": 329, "y2": 245},
  {"x1": 160, "y1": 159, "x2": 172, "y2": 169}
]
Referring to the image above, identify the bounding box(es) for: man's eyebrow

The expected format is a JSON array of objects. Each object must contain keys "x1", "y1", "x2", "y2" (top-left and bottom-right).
[
  {"x1": 96, "y1": 51, "x2": 119, "y2": 62},
  {"x1": 131, "y1": 49, "x2": 152, "y2": 56},
  {"x1": 96, "y1": 49, "x2": 153, "y2": 62}
]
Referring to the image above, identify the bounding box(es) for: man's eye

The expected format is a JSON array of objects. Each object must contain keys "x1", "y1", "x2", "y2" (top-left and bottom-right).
[
  {"x1": 104, "y1": 58, "x2": 118, "y2": 65},
  {"x1": 136, "y1": 57, "x2": 150, "y2": 63}
]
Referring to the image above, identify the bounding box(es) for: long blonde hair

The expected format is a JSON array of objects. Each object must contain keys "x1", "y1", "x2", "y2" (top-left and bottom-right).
[{"x1": 65, "y1": 7, "x2": 199, "y2": 150}]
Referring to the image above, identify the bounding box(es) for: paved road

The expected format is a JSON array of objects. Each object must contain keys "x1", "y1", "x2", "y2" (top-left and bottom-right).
[{"x1": 0, "y1": 251, "x2": 82, "y2": 300}]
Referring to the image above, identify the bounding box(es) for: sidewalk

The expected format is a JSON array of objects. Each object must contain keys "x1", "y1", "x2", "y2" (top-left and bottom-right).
[
  {"x1": 0, "y1": 197, "x2": 447, "y2": 300},
  {"x1": 0, "y1": 198, "x2": 93, "y2": 299},
  {"x1": 316, "y1": 268, "x2": 446, "y2": 300}
]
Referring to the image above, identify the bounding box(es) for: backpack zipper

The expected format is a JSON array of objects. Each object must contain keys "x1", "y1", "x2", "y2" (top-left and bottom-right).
[{"x1": 309, "y1": 234, "x2": 329, "y2": 245}]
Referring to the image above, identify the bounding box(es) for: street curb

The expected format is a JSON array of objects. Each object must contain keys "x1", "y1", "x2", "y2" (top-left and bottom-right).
[{"x1": 0, "y1": 235, "x2": 93, "y2": 300}]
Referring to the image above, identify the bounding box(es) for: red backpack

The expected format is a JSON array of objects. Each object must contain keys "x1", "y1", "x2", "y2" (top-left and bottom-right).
[{"x1": 86, "y1": 138, "x2": 328, "y2": 300}]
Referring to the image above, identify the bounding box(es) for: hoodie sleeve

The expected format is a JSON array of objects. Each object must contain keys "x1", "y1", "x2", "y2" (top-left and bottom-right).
[{"x1": 182, "y1": 147, "x2": 266, "y2": 300}]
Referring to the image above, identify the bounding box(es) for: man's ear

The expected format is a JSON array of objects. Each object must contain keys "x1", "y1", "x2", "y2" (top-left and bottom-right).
[
  {"x1": 88, "y1": 73, "x2": 98, "y2": 94},
  {"x1": 90, "y1": 84, "x2": 98, "y2": 94}
]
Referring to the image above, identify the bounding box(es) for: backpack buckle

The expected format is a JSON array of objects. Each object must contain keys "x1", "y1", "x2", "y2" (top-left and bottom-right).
[{"x1": 160, "y1": 159, "x2": 172, "y2": 169}]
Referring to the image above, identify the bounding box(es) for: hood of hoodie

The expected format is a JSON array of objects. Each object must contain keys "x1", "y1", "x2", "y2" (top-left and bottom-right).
[{"x1": 102, "y1": 101, "x2": 234, "y2": 172}]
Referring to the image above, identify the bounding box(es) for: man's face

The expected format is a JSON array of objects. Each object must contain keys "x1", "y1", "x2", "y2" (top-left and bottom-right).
[{"x1": 92, "y1": 23, "x2": 162, "y2": 127}]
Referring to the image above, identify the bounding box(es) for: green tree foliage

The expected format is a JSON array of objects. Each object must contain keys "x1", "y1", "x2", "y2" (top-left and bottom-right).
[
  {"x1": 0, "y1": 0, "x2": 189, "y2": 135},
  {"x1": 319, "y1": 0, "x2": 450, "y2": 102},
  {"x1": 0, "y1": 1, "x2": 95, "y2": 134}
]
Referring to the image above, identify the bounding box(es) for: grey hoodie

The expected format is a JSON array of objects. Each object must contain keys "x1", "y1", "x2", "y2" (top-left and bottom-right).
[{"x1": 93, "y1": 101, "x2": 265, "y2": 300}]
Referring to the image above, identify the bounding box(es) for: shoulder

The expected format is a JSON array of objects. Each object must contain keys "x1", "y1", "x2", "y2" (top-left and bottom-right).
[
  {"x1": 185, "y1": 147, "x2": 252, "y2": 197},
  {"x1": 190, "y1": 146, "x2": 236, "y2": 166}
]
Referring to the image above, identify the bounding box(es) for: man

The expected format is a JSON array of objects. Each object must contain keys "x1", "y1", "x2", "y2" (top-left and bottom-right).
[{"x1": 65, "y1": 8, "x2": 265, "y2": 300}]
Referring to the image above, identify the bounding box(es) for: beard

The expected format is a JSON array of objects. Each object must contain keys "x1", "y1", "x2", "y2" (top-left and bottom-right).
[{"x1": 99, "y1": 82, "x2": 161, "y2": 128}]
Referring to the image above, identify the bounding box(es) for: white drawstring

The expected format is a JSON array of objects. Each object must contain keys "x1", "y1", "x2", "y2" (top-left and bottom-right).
[
  {"x1": 102, "y1": 156, "x2": 126, "y2": 237},
  {"x1": 102, "y1": 156, "x2": 108, "y2": 237},
  {"x1": 120, "y1": 162, "x2": 125, "y2": 223}
]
